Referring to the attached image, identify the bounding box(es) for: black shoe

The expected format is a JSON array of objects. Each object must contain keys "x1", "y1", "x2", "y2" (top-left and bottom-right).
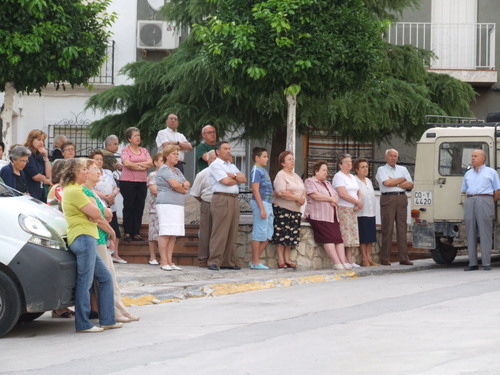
[
  {"x1": 464, "y1": 265, "x2": 479, "y2": 271},
  {"x1": 220, "y1": 266, "x2": 241, "y2": 270},
  {"x1": 207, "y1": 264, "x2": 219, "y2": 271},
  {"x1": 483, "y1": 266, "x2": 492, "y2": 271}
]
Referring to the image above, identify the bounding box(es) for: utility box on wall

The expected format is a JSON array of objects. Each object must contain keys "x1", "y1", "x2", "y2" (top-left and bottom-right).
[{"x1": 137, "y1": 20, "x2": 179, "y2": 50}]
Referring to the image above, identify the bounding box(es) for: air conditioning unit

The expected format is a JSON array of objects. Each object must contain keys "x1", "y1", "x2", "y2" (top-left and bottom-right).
[{"x1": 137, "y1": 20, "x2": 179, "y2": 50}]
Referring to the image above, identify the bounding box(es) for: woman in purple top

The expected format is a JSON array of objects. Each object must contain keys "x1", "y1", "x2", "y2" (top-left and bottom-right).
[{"x1": 304, "y1": 160, "x2": 348, "y2": 270}]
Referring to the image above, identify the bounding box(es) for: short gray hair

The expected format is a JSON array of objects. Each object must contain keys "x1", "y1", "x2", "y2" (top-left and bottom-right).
[
  {"x1": 338, "y1": 153, "x2": 352, "y2": 167},
  {"x1": 385, "y1": 148, "x2": 398, "y2": 156},
  {"x1": 207, "y1": 150, "x2": 216, "y2": 161},
  {"x1": 9, "y1": 146, "x2": 31, "y2": 161},
  {"x1": 104, "y1": 134, "x2": 119, "y2": 146}
]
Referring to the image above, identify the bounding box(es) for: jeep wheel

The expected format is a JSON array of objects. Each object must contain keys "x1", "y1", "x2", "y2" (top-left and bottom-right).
[
  {"x1": 431, "y1": 237, "x2": 458, "y2": 264},
  {"x1": 0, "y1": 271, "x2": 22, "y2": 338}
]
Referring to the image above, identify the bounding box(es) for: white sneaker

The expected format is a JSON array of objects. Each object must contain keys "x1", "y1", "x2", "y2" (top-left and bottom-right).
[
  {"x1": 161, "y1": 265, "x2": 173, "y2": 271},
  {"x1": 112, "y1": 257, "x2": 127, "y2": 264},
  {"x1": 148, "y1": 259, "x2": 159, "y2": 265},
  {"x1": 78, "y1": 326, "x2": 104, "y2": 333},
  {"x1": 342, "y1": 263, "x2": 352, "y2": 270},
  {"x1": 351, "y1": 263, "x2": 361, "y2": 268},
  {"x1": 101, "y1": 322, "x2": 124, "y2": 330},
  {"x1": 171, "y1": 264, "x2": 183, "y2": 271}
]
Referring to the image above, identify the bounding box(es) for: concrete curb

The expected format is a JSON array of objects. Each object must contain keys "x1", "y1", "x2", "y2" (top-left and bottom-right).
[{"x1": 117, "y1": 258, "x2": 447, "y2": 306}]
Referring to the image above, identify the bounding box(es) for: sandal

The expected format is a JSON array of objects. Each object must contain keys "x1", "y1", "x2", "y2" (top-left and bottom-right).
[
  {"x1": 278, "y1": 263, "x2": 288, "y2": 268},
  {"x1": 52, "y1": 309, "x2": 74, "y2": 318},
  {"x1": 123, "y1": 234, "x2": 132, "y2": 242},
  {"x1": 132, "y1": 235, "x2": 145, "y2": 242},
  {"x1": 285, "y1": 261, "x2": 297, "y2": 269}
]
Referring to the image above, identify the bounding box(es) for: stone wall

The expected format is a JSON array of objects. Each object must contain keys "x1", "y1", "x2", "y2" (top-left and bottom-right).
[{"x1": 233, "y1": 222, "x2": 383, "y2": 270}]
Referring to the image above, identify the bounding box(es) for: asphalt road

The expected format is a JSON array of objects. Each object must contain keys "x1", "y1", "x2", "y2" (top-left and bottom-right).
[{"x1": 2, "y1": 264, "x2": 500, "y2": 375}]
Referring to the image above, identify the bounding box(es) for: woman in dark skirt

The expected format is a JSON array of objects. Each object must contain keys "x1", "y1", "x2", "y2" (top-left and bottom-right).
[
  {"x1": 271, "y1": 151, "x2": 306, "y2": 268},
  {"x1": 354, "y1": 158, "x2": 379, "y2": 267},
  {"x1": 304, "y1": 160, "x2": 349, "y2": 270}
]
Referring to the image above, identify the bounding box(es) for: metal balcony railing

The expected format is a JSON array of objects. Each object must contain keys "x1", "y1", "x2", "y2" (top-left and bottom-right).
[
  {"x1": 88, "y1": 41, "x2": 115, "y2": 84},
  {"x1": 386, "y1": 22, "x2": 496, "y2": 70}
]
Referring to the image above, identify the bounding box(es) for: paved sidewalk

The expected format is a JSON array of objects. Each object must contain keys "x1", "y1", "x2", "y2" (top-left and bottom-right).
[{"x1": 114, "y1": 257, "x2": 456, "y2": 306}]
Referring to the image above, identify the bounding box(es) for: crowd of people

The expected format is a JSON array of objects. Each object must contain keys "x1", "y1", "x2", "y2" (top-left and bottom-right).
[{"x1": 0, "y1": 113, "x2": 419, "y2": 333}]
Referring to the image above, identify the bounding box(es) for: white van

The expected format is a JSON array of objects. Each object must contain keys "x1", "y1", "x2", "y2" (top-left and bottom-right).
[{"x1": 0, "y1": 181, "x2": 76, "y2": 337}]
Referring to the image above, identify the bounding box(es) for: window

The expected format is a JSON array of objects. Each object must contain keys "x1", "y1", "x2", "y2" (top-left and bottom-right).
[{"x1": 438, "y1": 142, "x2": 488, "y2": 176}]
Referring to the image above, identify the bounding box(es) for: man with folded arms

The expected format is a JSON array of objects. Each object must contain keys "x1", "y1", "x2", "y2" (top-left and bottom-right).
[
  {"x1": 207, "y1": 141, "x2": 247, "y2": 271},
  {"x1": 462, "y1": 149, "x2": 500, "y2": 271},
  {"x1": 376, "y1": 149, "x2": 414, "y2": 266}
]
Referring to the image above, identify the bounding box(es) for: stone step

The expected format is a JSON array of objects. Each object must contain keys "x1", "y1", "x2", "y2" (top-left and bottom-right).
[{"x1": 119, "y1": 223, "x2": 201, "y2": 265}]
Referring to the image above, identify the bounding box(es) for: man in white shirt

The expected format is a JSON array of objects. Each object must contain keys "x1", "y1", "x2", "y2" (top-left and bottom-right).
[
  {"x1": 207, "y1": 141, "x2": 247, "y2": 271},
  {"x1": 375, "y1": 149, "x2": 414, "y2": 266},
  {"x1": 155, "y1": 113, "x2": 193, "y2": 172},
  {"x1": 191, "y1": 150, "x2": 217, "y2": 267}
]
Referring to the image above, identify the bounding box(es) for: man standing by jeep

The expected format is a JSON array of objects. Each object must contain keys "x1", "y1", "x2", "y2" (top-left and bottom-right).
[
  {"x1": 376, "y1": 149, "x2": 414, "y2": 266},
  {"x1": 462, "y1": 149, "x2": 500, "y2": 271}
]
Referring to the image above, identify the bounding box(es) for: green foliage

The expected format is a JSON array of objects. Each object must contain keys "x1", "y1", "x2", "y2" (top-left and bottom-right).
[
  {"x1": 194, "y1": 0, "x2": 385, "y2": 98},
  {"x1": 86, "y1": 0, "x2": 475, "y2": 145},
  {"x1": 0, "y1": 0, "x2": 115, "y2": 93}
]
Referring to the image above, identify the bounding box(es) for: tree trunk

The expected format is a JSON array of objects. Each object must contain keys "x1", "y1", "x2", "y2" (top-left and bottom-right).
[
  {"x1": 1, "y1": 82, "x2": 15, "y2": 152},
  {"x1": 285, "y1": 93, "x2": 297, "y2": 156},
  {"x1": 269, "y1": 124, "x2": 287, "y2": 181}
]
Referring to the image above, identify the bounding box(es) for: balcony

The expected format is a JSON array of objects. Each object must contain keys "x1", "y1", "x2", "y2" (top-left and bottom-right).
[
  {"x1": 387, "y1": 22, "x2": 497, "y2": 86},
  {"x1": 88, "y1": 41, "x2": 115, "y2": 85}
]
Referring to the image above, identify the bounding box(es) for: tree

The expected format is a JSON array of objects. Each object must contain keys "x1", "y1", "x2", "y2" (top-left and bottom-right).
[
  {"x1": 0, "y1": 0, "x2": 115, "y2": 149},
  {"x1": 193, "y1": 0, "x2": 385, "y2": 155},
  {"x1": 86, "y1": 0, "x2": 475, "y2": 175}
]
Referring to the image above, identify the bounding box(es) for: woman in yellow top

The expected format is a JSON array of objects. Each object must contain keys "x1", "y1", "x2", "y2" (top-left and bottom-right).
[{"x1": 60, "y1": 158, "x2": 122, "y2": 333}]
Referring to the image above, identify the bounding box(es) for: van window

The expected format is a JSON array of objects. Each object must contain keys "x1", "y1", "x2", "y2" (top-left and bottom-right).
[{"x1": 439, "y1": 142, "x2": 489, "y2": 176}]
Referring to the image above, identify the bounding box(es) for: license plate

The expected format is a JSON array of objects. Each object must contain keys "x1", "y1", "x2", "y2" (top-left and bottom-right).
[{"x1": 413, "y1": 191, "x2": 433, "y2": 206}]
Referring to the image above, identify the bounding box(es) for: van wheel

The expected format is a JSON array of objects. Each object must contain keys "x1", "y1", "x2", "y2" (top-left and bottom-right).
[
  {"x1": 431, "y1": 237, "x2": 458, "y2": 264},
  {"x1": 0, "y1": 271, "x2": 22, "y2": 338},
  {"x1": 18, "y1": 312, "x2": 45, "y2": 323}
]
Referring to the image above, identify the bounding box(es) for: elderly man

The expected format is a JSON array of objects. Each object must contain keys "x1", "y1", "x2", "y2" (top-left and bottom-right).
[
  {"x1": 191, "y1": 150, "x2": 217, "y2": 267},
  {"x1": 195, "y1": 125, "x2": 217, "y2": 171},
  {"x1": 376, "y1": 149, "x2": 414, "y2": 266},
  {"x1": 50, "y1": 135, "x2": 67, "y2": 161},
  {"x1": 462, "y1": 149, "x2": 500, "y2": 271},
  {"x1": 101, "y1": 135, "x2": 123, "y2": 172},
  {"x1": 155, "y1": 113, "x2": 192, "y2": 172},
  {"x1": 207, "y1": 141, "x2": 247, "y2": 271}
]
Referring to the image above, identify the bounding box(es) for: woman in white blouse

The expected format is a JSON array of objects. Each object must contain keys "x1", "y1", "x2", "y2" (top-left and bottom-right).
[
  {"x1": 332, "y1": 154, "x2": 362, "y2": 268},
  {"x1": 354, "y1": 158, "x2": 379, "y2": 267}
]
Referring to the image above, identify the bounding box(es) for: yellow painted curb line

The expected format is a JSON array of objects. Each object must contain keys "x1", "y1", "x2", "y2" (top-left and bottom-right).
[
  {"x1": 208, "y1": 272, "x2": 357, "y2": 296},
  {"x1": 121, "y1": 271, "x2": 357, "y2": 306}
]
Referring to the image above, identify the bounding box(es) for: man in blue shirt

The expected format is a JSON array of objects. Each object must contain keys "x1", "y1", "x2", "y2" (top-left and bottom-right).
[{"x1": 461, "y1": 149, "x2": 500, "y2": 271}]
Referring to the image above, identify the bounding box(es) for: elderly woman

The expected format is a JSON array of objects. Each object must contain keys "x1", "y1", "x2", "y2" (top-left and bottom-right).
[
  {"x1": 354, "y1": 158, "x2": 379, "y2": 267},
  {"x1": 146, "y1": 153, "x2": 164, "y2": 265},
  {"x1": 23, "y1": 129, "x2": 52, "y2": 201},
  {"x1": 332, "y1": 153, "x2": 362, "y2": 268},
  {"x1": 156, "y1": 145, "x2": 190, "y2": 271},
  {"x1": 271, "y1": 151, "x2": 306, "y2": 268},
  {"x1": 304, "y1": 160, "x2": 348, "y2": 270},
  {"x1": 83, "y1": 159, "x2": 139, "y2": 323},
  {"x1": 90, "y1": 150, "x2": 126, "y2": 264},
  {"x1": 60, "y1": 158, "x2": 121, "y2": 333},
  {"x1": 119, "y1": 127, "x2": 153, "y2": 242},
  {"x1": 0, "y1": 146, "x2": 31, "y2": 194}
]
